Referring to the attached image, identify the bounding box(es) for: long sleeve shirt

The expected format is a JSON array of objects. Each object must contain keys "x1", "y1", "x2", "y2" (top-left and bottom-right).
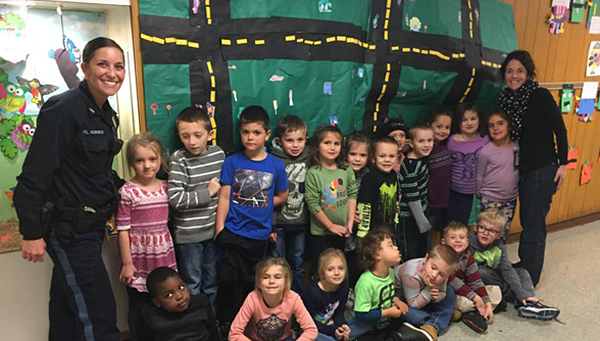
[
  {"x1": 448, "y1": 250, "x2": 490, "y2": 303},
  {"x1": 229, "y1": 290, "x2": 317, "y2": 341},
  {"x1": 395, "y1": 258, "x2": 447, "y2": 309},
  {"x1": 168, "y1": 146, "x2": 225, "y2": 243},
  {"x1": 476, "y1": 142, "x2": 518, "y2": 202},
  {"x1": 302, "y1": 281, "x2": 349, "y2": 336}
]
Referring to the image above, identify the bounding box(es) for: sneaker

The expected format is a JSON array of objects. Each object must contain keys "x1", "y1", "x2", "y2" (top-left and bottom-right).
[
  {"x1": 461, "y1": 311, "x2": 488, "y2": 333},
  {"x1": 494, "y1": 299, "x2": 508, "y2": 313},
  {"x1": 517, "y1": 301, "x2": 560, "y2": 321},
  {"x1": 391, "y1": 322, "x2": 434, "y2": 341},
  {"x1": 451, "y1": 308, "x2": 462, "y2": 322}
]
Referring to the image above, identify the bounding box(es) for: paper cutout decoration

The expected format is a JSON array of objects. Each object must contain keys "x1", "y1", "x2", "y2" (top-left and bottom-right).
[
  {"x1": 598, "y1": 144, "x2": 600, "y2": 163},
  {"x1": 550, "y1": 6, "x2": 568, "y2": 34},
  {"x1": 567, "y1": 146, "x2": 579, "y2": 170},
  {"x1": 323, "y1": 81, "x2": 332, "y2": 95},
  {"x1": 572, "y1": 0, "x2": 587, "y2": 23},
  {"x1": 578, "y1": 82, "x2": 598, "y2": 121},
  {"x1": 561, "y1": 84, "x2": 574, "y2": 112},
  {"x1": 588, "y1": 41, "x2": 600, "y2": 77},
  {"x1": 591, "y1": 16, "x2": 600, "y2": 34},
  {"x1": 552, "y1": 0, "x2": 570, "y2": 6},
  {"x1": 588, "y1": 0, "x2": 600, "y2": 28},
  {"x1": 581, "y1": 161, "x2": 593, "y2": 185},
  {"x1": 16, "y1": 76, "x2": 58, "y2": 108}
]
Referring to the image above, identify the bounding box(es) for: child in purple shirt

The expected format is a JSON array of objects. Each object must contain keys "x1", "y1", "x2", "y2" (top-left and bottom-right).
[
  {"x1": 448, "y1": 103, "x2": 490, "y2": 225},
  {"x1": 427, "y1": 106, "x2": 453, "y2": 233},
  {"x1": 476, "y1": 109, "x2": 518, "y2": 241}
]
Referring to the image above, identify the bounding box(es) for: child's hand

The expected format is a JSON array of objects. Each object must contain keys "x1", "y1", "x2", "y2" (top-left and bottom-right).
[
  {"x1": 429, "y1": 287, "x2": 440, "y2": 301},
  {"x1": 483, "y1": 302, "x2": 494, "y2": 323},
  {"x1": 393, "y1": 297, "x2": 409, "y2": 314},
  {"x1": 119, "y1": 264, "x2": 137, "y2": 284},
  {"x1": 269, "y1": 232, "x2": 277, "y2": 244},
  {"x1": 473, "y1": 295, "x2": 486, "y2": 316},
  {"x1": 334, "y1": 325, "x2": 350, "y2": 341},
  {"x1": 208, "y1": 177, "x2": 221, "y2": 197},
  {"x1": 383, "y1": 305, "x2": 404, "y2": 319},
  {"x1": 354, "y1": 212, "x2": 361, "y2": 223},
  {"x1": 329, "y1": 223, "x2": 349, "y2": 237},
  {"x1": 522, "y1": 296, "x2": 539, "y2": 306}
]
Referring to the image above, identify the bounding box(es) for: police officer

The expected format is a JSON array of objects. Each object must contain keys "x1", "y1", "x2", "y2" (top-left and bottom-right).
[{"x1": 14, "y1": 37, "x2": 126, "y2": 341}]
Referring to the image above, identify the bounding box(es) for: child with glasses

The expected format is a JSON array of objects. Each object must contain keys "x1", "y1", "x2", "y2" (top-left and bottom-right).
[{"x1": 468, "y1": 209, "x2": 560, "y2": 321}]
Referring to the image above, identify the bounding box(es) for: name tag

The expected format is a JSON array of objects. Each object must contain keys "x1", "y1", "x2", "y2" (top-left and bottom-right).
[{"x1": 82, "y1": 130, "x2": 105, "y2": 135}]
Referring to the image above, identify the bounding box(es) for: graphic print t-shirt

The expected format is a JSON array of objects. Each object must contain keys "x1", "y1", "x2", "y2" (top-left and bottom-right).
[
  {"x1": 354, "y1": 269, "x2": 395, "y2": 329},
  {"x1": 221, "y1": 152, "x2": 288, "y2": 240},
  {"x1": 357, "y1": 168, "x2": 399, "y2": 237}
]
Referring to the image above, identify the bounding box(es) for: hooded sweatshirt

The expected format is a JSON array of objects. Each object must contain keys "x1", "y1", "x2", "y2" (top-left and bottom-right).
[
  {"x1": 468, "y1": 232, "x2": 534, "y2": 302},
  {"x1": 270, "y1": 139, "x2": 310, "y2": 229}
]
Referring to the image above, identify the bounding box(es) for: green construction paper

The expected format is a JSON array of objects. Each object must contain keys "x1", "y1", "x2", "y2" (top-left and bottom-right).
[
  {"x1": 402, "y1": 0, "x2": 461, "y2": 38},
  {"x1": 143, "y1": 64, "x2": 191, "y2": 155},
  {"x1": 227, "y1": 59, "x2": 372, "y2": 148},
  {"x1": 561, "y1": 86, "x2": 574, "y2": 113},
  {"x1": 230, "y1": 0, "x2": 372, "y2": 31},
  {"x1": 139, "y1": 0, "x2": 189, "y2": 18},
  {"x1": 572, "y1": 0, "x2": 586, "y2": 23},
  {"x1": 480, "y1": 0, "x2": 518, "y2": 52}
]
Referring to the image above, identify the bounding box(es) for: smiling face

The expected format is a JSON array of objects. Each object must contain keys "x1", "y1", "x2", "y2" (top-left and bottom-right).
[
  {"x1": 321, "y1": 256, "x2": 346, "y2": 287},
  {"x1": 488, "y1": 114, "x2": 510, "y2": 143},
  {"x1": 131, "y1": 144, "x2": 161, "y2": 183},
  {"x1": 442, "y1": 228, "x2": 469, "y2": 255},
  {"x1": 374, "y1": 141, "x2": 399, "y2": 173},
  {"x1": 178, "y1": 121, "x2": 212, "y2": 155},
  {"x1": 81, "y1": 47, "x2": 125, "y2": 107},
  {"x1": 317, "y1": 132, "x2": 342, "y2": 165},
  {"x1": 460, "y1": 110, "x2": 480, "y2": 137},
  {"x1": 259, "y1": 265, "x2": 287, "y2": 298},
  {"x1": 279, "y1": 128, "x2": 307, "y2": 157},
  {"x1": 504, "y1": 59, "x2": 528, "y2": 92},
  {"x1": 347, "y1": 141, "x2": 369, "y2": 172},
  {"x1": 409, "y1": 128, "x2": 434, "y2": 158},
  {"x1": 422, "y1": 256, "x2": 453, "y2": 287},
  {"x1": 152, "y1": 275, "x2": 191, "y2": 313},
  {"x1": 431, "y1": 115, "x2": 452, "y2": 143}
]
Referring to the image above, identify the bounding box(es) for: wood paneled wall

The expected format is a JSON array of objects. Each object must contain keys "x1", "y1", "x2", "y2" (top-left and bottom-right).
[{"x1": 501, "y1": 0, "x2": 600, "y2": 233}]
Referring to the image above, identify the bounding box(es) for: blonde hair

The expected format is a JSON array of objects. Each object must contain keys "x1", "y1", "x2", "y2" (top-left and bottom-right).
[
  {"x1": 428, "y1": 244, "x2": 460, "y2": 273},
  {"x1": 442, "y1": 221, "x2": 468, "y2": 239},
  {"x1": 477, "y1": 208, "x2": 508, "y2": 230},
  {"x1": 125, "y1": 132, "x2": 166, "y2": 171},
  {"x1": 317, "y1": 248, "x2": 347, "y2": 283},
  {"x1": 254, "y1": 257, "x2": 292, "y2": 296}
]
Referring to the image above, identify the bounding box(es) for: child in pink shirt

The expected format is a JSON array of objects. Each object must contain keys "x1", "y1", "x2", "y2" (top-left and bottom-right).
[{"x1": 229, "y1": 257, "x2": 317, "y2": 341}]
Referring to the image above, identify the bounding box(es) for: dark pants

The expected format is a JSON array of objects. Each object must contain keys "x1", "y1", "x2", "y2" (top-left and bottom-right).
[
  {"x1": 427, "y1": 206, "x2": 449, "y2": 232},
  {"x1": 45, "y1": 222, "x2": 119, "y2": 341},
  {"x1": 307, "y1": 233, "x2": 346, "y2": 278},
  {"x1": 215, "y1": 228, "x2": 267, "y2": 324},
  {"x1": 448, "y1": 190, "x2": 474, "y2": 226},
  {"x1": 479, "y1": 266, "x2": 535, "y2": 304},
  {"x1": 518, "y1": 163, "x2": 557, "y2": 286},
  {"x1": 397, "y1": 216, "x2": 429, "y2": 261},
  {"x1": 272, "y1": 226, "x2": 306, "y2": 294},
  {"x1": 125, "y1": 287, "x2": 151, "y2": 341}
]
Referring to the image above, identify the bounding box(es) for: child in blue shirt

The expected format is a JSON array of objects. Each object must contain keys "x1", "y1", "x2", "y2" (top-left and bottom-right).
[{"x1": 214, "y1": 106, "x2": 289, "y2": 330}]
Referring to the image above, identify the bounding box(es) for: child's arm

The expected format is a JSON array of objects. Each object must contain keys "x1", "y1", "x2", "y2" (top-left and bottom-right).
[
  {"x1": 214, "y1": 185, "x2": 231, "y2": 237},
  {"x1": 168, "y1": 154, "x2": 221, "y2": 210},
  {"x1": 115, "y1": 189, "x2": 135, "y2": 284},
  {"x1": 475, "y1": 147, "x2": 489, "y2": 198},
  {"x1": 228, "y1": 292, "x2": 255, "y2": 341},
  {"x1": 304, "y1": 284, "x2": 342, "y2": 336},
  {"x1": 273, "y1": 189, "x2": 289, "y2": 207},
  {"x1": 292, "y1": 294, "x2": 318, "y2": 341},
  {"x1": 346, "y1": 198, "x2": 357, "y2": 236},
  {"x1": 400, "y1": 270, "x2": 431, "y2": 308},
  {"x1": 346, "y1": 168, "x2": 358, "y2": 235},
  {"x1": 400, "y1": 161, "x2": 431, "y2": 233},
  {"x1": 407, "y1": 201, "x2": 432, "y2": 233}
]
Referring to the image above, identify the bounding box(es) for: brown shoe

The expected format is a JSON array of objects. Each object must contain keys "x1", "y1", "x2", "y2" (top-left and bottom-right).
[{"x1": 421, "y1": 324, "x2": 438, "y2": 341}]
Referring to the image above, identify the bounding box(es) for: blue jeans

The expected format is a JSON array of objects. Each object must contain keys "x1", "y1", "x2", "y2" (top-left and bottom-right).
[
  {"x1": 272, "y1": 227, "x2": 306, "y2": 294},
  {"x1": 176, "y1": 240, "x2": 218, "y2": 307},
  {"x1": 402, "y1": 285, "x2": 455, "y2": 333},
  {"x1": 316, "y1": 333, "x2": 337, "y2": 341},
  {"x1": 518, "y1": 163, "x2": 557, "y2": 287}
]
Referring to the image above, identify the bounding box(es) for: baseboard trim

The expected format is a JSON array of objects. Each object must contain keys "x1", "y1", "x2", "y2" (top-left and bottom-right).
[{"x1": 507, "y1": 212, "x2": 600, "y2": 244}]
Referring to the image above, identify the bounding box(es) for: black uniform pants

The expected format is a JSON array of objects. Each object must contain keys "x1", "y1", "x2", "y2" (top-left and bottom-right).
[{"x1": 45, "y1": 222, "x2": 119, "y2": 341}]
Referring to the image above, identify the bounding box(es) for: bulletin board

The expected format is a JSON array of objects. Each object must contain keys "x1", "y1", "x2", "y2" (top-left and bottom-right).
[
  {"x1": 0, "y1": 6, "x2": 106, "y2": 253},
  {"x1": 136, "y1": 0, "x2": 518, "y2": 154}
]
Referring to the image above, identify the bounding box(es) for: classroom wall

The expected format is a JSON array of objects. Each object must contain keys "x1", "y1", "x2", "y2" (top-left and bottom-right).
[
  {"x1": 0, "y1": 3, "x2": 138, "y2": 340},
  {"x1": 500, "y1": 0, "x2": 600, "y2": 234}
]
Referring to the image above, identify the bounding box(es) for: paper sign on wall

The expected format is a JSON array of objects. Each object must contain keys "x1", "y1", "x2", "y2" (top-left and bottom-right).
[
  {"x1": 587, "y1": 42, "x2": 600, "y2": 76},
  {"x1": 581, "y1": 161, "x2": 593, "y2": 185},
  {"x1": 561, "y1": 84, "x2": 574, "y2": 112},
  {"x1": 567, "y1": 146, "x2": 579, "y2": 170},
  {"x1": 572, "y1": 0, "x2": 587, "y2": 23}
]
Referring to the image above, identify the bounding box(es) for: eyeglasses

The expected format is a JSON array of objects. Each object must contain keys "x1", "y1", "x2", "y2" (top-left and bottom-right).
[{"x1": 476, "y1": 224, "x2": 501, "y2": 236}]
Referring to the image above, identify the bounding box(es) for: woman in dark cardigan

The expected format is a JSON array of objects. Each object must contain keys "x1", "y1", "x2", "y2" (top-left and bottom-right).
[{"x1": 498, "y1": 50, "x2": 568, "y2": 287}]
